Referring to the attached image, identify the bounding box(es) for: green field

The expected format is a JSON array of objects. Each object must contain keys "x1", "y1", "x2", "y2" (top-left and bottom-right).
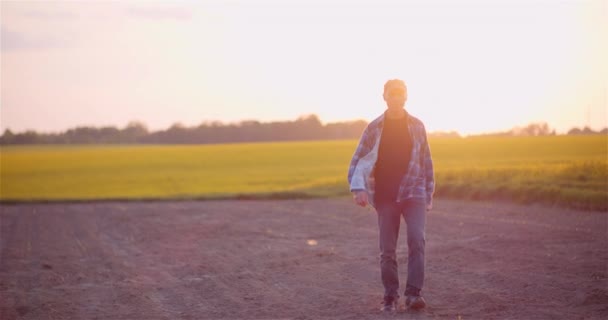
[{"x1": 1, "y1": 136, "x2": 607, "y2": 210}]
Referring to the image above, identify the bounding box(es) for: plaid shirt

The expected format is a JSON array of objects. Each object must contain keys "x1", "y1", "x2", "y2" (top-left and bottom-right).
[{"x1": 347, "y1": 112, "x2": 435, "y2": 207}]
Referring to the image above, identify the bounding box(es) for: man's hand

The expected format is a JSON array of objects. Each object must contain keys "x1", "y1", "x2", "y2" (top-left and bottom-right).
[
  {"x1": 352, "y1": 191, "x2": 369, "y2": 207},
  {"x1": 426, "y1": 202, "x2": 433, "y2": 212}
]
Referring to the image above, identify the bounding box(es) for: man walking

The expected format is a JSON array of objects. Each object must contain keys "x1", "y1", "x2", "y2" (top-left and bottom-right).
[{"x1": 347, "y1": 79, "x2": 435, "y2": 312}]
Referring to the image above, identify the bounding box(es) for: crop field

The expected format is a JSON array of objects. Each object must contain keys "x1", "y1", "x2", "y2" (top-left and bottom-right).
[{"x1": 1, "y1": 135, "x2": 606, "y2": 210}]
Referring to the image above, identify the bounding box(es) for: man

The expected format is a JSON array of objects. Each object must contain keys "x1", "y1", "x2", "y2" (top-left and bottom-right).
[{"x1": 347, "y1": 79, "x2": 435, "y2": 312}]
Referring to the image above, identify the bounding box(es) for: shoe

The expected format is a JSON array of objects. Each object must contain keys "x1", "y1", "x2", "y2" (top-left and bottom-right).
[
  {"x1": 380, "y1": 296, "x2": 398, "y2": 312},
  {"x1": 405, "y1": 295, "x2": 426, "y2": 310}
]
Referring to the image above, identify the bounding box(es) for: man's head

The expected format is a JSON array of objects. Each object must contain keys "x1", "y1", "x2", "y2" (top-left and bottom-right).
[{"x1": 383, "y1": 79, "x2": 408, "y2": 110}]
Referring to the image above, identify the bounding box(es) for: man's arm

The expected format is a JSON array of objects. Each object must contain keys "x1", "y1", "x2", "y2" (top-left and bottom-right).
[
  {"x1": 347, "y1": 126, "x2": 372, "y2": 190},
  {"x1": 422, "y1": 125, "x2": 435, "y2": 210},
  {"x1": 348, "y1": 126, "x2": 374, "y2": 207}
]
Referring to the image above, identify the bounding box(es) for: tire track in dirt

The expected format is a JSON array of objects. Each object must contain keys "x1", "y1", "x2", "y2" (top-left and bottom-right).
[
  {"x1": 67, "y1": 205, "x2": 154, "y2": 319},
  {"x1": 0, "y1": 207, "x2": 32, "y2": 320},
  {"x1": 94, "y1": 202, "x2": 219, "y2": 319},
  {"x1": 69, "y1": 203, "x2": 204, "y2": 320}
]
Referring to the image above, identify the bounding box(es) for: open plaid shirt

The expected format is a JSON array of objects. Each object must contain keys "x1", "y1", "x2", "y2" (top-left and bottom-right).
[{"x1": 347, "y1": 112, "x2": 435, "y2": 207}]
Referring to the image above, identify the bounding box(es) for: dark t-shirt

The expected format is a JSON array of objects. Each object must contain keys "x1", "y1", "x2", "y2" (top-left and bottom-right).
[{"x1": 374, "y1": 114, "x2": 412, "y2": 203}]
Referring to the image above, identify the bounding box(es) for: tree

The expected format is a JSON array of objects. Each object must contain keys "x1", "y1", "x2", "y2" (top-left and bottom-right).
[
  {"x1": 512, "y1": 122, "x2": 551, "y2": 136},
  {"x1": 567, "y1": 127, "x2": 582, "y2": 135},
  {"x1": 1, "y1": 129, "x2": 15, "y2": 144},
  {"x1": 122, "y1": 121, "x2": 148, "y2": 143}
]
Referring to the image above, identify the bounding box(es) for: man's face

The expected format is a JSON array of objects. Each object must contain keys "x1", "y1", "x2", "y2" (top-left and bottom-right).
[{"x1": 383, "y1": 85, "x2": 407, "y2": 109}]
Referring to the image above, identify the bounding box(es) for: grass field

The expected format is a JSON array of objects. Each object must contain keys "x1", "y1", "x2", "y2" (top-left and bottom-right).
[{"x1": 1, "y1": 135, "x2": 607, "y2": 210}]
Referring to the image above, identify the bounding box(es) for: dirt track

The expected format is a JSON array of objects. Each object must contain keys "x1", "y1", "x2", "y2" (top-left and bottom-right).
[{"x1": 1, "y1": 199, "x2": 606, "y2": 320}]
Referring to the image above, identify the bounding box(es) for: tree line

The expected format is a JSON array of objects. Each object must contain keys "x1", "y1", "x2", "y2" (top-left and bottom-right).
[
  {"x1": 472, "y1": 122, "x2": 607, "y2": 137},
  {"x1": 0, "y1": 115, "x2": 367, "y2": 145},
  {"x1": 0, "y1": 116, "x2": 605, "y2": 145}
]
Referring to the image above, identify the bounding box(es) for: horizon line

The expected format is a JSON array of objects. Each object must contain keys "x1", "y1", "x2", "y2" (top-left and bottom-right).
[{"x1": 2, "y1": 114, "x2": 607, "y2": 137}]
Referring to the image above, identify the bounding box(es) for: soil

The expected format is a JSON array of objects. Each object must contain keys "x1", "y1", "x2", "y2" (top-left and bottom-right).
[{"x1": 1, "y1": 198, "x2": 606, "y2": 319}]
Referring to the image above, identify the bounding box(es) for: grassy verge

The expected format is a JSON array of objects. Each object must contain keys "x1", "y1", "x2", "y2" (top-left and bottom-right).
[{"x1": 434, "y1": 161, "x2": 607, "y2": 210}]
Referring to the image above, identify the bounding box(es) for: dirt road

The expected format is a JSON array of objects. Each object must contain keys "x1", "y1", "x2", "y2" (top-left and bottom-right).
[{"x1": 1, "y1": 199, "x2": 606, "y2": 319}]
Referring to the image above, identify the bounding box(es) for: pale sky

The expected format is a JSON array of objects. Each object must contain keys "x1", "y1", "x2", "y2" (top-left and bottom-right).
[{"x1": 1, "y1": 0, "x2": 606, "y2": 135}]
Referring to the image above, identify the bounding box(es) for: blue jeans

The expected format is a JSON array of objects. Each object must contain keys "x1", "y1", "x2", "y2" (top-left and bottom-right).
[{"x1": 375, "y1": 198, "x2": 426, "y2": 299}]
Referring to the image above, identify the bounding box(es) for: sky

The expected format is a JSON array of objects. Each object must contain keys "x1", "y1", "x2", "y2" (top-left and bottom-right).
[{"x1": 1, "y1": 0, "x2": 606, "y2": 135}]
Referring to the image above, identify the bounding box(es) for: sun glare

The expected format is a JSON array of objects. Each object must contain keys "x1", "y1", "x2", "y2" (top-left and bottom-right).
[{"x1": 1, "y1": 0, "x2": 605, "y2": 134}]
